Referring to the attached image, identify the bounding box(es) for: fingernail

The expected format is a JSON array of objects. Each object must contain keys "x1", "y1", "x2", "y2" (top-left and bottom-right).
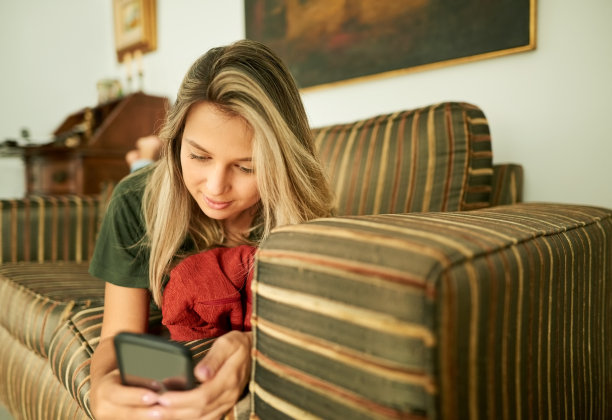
[
  {"x1": 142, "y1": 393, "x2": 157, "y2": 404},
  {"x1": 148, "y1": 408, "x2": 162, "y2": 419},
  {"x1": 197, "y1": 365, "x2": 212, "y2": 380}
]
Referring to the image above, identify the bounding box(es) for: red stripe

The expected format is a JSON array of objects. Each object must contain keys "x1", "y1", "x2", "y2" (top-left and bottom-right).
[
  {"x1": 254, "y1": 350, "x2": 428, "y2": 419},
  {"x1": 259, "y1": 249, "x2": 427, "y2": 289}
]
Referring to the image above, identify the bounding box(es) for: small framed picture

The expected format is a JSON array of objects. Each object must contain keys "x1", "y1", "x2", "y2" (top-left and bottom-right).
[{"x1": 113, "y1": 0, "x2": 157, "y2": 62}]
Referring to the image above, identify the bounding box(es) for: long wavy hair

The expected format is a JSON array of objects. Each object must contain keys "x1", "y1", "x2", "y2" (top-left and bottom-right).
[{"x1": 143, "y1": 40, "x2": 334, "y2": 305}]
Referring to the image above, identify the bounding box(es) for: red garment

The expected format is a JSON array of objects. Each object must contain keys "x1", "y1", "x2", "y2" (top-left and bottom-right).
[{"x1": 161, "y1": 245, "x2": 256, "y2": 341}]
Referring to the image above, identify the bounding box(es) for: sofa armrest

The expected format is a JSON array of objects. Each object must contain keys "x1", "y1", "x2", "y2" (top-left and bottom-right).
[
  {"x1": 251, "y1": 203, "x2": 612, "y2": 419},
  {"x1": 489, "y1": 163, "x2": 524, "y2": 206},
  {"x1": 0, "y1": 195, "x2": 104, "y2": 264}
]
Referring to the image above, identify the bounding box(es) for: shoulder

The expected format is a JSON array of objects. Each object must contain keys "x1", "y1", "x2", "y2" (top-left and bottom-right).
[
  {"x1": 107, "y1": 165, "x2": 155, "y2": 216},
  {"x1": 113, "y1": 164, "x2": 154, "y2": 199}
]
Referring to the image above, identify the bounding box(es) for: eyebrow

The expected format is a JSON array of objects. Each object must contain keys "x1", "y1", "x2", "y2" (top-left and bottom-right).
[{"x1": 185, "y1": 138, "x2": 252, "y2": 162}]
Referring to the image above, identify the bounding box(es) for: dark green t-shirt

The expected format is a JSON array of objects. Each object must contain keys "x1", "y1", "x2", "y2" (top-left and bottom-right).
[
  {"x1": 90, "y1": 165, "x2": 259, "y2": 290},
  {"x1": 89, "y1": 166, "x2": 154, "y2": 289}
]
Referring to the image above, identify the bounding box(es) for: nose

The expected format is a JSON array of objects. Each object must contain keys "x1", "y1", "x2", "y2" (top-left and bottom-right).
[{"x1": 205, "y1": 164, "x2": 230, "y2": 195}]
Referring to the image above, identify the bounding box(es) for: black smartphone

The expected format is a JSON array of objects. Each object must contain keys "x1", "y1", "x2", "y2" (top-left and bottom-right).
[{"x1": 114, "y1": 332, "x2": 197, "y2": 392}]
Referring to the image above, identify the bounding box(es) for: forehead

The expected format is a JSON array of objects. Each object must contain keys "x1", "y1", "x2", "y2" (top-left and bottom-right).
[{"x1": 183, "y1": 102, "x2": 253, "y2": 152}]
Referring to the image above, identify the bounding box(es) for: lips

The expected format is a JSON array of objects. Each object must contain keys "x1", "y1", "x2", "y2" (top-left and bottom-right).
[{"x1": 204, "y1": 195, "x2": 232, "y2": 210}]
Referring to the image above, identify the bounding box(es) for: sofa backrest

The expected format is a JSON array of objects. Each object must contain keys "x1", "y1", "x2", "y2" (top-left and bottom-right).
[
  {"x1": 0, "y1": 195, "x2": 104, "y2": 264},
  {"x1": 313, "y1": 102, "x2": 494, "y2": 216}
]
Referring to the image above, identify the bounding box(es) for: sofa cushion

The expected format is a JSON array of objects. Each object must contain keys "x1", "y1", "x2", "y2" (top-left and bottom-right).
[
  {"x1": 48, "y1": 306, "x2": 230, "y2": 418},
  {"x1": 0, "y1": 262, "x2": 105, "y2": 358},
  {"x1": 0, "y1": 324, "x2": 88, "y2": 420},
  {"x1": 313, "y1": 102, "x2": 493, "y2": 215}
]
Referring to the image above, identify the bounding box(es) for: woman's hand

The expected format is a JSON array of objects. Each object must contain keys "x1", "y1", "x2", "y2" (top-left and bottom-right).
[
  {"x1": 154, "y1": 331, "x2": 253, "y2": 420},
  {"x1": 90, "y1": 367, "x2": 161, "y2": 419}
]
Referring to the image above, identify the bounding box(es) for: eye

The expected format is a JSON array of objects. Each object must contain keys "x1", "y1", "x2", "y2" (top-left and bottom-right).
[
  {"x1": 188, "y1": 153, "x2": 209, "y2": 161},
  {"x1": 237, "y1": 165, "x2": 254, "y2": 174}
]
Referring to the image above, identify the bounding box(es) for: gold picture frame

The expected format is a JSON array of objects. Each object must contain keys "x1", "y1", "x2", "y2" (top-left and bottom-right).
[
  {"x1": 245, "y1": 0, "x2": 536, "y2": 91},
  {"x1": 113, "y1": 0, "x2": 157, "y2": 62}
]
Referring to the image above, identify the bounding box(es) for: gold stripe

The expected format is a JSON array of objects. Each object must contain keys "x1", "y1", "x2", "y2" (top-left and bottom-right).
[
  {"x1": 74, "y1": 197, "x2": 83, "y2": 263},
  {"x1": 11, "y1": 201, "x2": 17, "y2": 262},
  {"x1": 415, "y1": 213, "x2": 521, "y2": 243},
  {"x1": 256, "y1": 318, "x2": 436, "y2": 392},
  {"x1": 251, "y1": 382, "x2": 322, "y2": 420},
  {"x1": 373, "y1": 111, "x2": 401, "y2": 214},
  {"x1": 51, "y1": 197, "x2": 58, "y2": 262},
  {"x1": 583, "y1": 229, "x2": 594, "y2": 414},
  {"x1": 358, "y1": 117, "x2": 383, "y2": 214},
  {"x1": 34, "y1": 196, "x2": 45, "y2": 263},
  {"x1": 439, "y1": 271, "x2": 457, "y2": 420},
  {"x1": 312, "y1": 125, "x2": 330, "y2": 151},
  {"x1": 543, "y1": 239, "x2": 553, "y2": 420},
  {"x1": 422, "y1": 106, "x2": 436, "y2": 212},
  {"x1": 256, "y1": 282, "x2": 435, "y2": 346},
  {"x1": 501, "y1": 256, "x2": 511, "y2": 420},
  {"x1": 596, "y1": 221, "x2": 608, "y2": 419},
  {"x1": 467, "y1": 117, "x2": 488, "y2": 125},
  {"x1": 272, "y1": 222, "x2": 467, "y2": 261},
  {"x1": 315, "y1": 216, "x2": 480, "y2": 256},
  {"x1": 459, "y1": 112, "x2": 470, "y2": 209},
  {"x1": 466, "y1": 262, "x2": 479, "y2": 419},
  {"x1": 335, "y1": 119, "x2": 364, "y2": 210},
  {"x1": 511, "y1": 246, "x2": 524, "y2": 420},
  {"x1": 469, "y1": 168, "x2": 494, "y2": 176}
]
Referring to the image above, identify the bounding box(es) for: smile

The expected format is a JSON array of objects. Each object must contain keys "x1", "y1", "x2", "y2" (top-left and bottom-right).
[{"x1": 204, "y1": 195, "x2": 232, "y2": 210}]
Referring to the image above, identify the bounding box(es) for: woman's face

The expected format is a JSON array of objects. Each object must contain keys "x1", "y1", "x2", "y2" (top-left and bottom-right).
[{"x1": 180, "y1": 102, "x2": 260, "y2": 232}]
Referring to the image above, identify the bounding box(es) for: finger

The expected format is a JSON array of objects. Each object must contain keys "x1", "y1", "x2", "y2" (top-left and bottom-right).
[
  {"x1": 195, "y1": 332, "x2": 251, "y2": 382},
  {"x1": 157, "y1": 388, "x2": 237, "y2": 420},
  {"x1": 98, "y1": 370, "x2": 160, "y2": 407}
]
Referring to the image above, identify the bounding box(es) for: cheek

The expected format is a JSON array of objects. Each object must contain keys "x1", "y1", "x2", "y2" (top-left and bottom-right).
[
  {"x1": 181, "y1": 158, "x2": 202, "y2": 187},
  {"x1": 242, "y1": 178, "x2": 260, "y2": 201}
]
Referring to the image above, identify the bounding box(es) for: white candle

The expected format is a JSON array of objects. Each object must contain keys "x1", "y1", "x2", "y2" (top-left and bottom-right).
[
  {"x1": 124, "y1": 52, "x2": 133, "y2": 79},
  {"x1": 134, "y1": 49, "x2": 143, "y2": 75}
]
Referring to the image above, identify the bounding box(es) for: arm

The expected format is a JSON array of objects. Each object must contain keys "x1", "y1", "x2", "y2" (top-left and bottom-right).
[
  {"x1": 90, "y1": 283, "x2": 158, "y2": 419},
  {"x1": 91, "y1": 283, "x2": 252, "y2": 420}
]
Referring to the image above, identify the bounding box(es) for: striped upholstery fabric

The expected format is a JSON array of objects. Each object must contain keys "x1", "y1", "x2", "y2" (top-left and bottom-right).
[
  {"x1": 0, "y1": 195, "x2": 104, "y2": 264},
  {"x1": 48, "y1": 305, "x2": 229, "y2": 419},
  {"x1": 0, "y1": 262, "x2": 105, "y2": 358},
  {"x1": 490, "y1": 163, "x2": 524, "y2": 206},
  {"x1": 251, "y1": 203, "x2": 612, "y2": 419},
  {"x1": 48, "y1": 306, "x2": 166, "y2": 417},
  {"x1": 0, "y1": 324, "x2": 87, "y2": 420},
  {"x1": 313, "y1": 102, "x2": 493, "y2": 215}
]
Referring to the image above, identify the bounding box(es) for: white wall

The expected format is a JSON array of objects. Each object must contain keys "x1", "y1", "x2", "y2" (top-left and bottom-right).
[{"x1": 1, "y1": 0, "x2": 610, "y2": 208}]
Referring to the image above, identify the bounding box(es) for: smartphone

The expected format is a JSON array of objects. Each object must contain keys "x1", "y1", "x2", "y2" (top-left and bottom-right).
[{"x1": 114, "y1": 332, "x2": 197, "y2": 392}]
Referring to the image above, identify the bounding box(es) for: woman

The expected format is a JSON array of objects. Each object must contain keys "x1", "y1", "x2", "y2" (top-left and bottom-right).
[{"x1": 89, "y1": 39, "x2": 334, "y2": 419}]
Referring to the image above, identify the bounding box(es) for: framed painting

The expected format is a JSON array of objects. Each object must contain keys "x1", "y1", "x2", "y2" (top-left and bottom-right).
[
  {"x1": 113, "y1": 0, "x2": 157, "y2": 62},
  {"x1": 245, "y1": 0, "x2": 536, "y2": 90}
]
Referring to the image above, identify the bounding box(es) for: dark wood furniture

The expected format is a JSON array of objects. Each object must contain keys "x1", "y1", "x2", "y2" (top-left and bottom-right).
[{"x1": 23, "y1": 93, "x2": 168, "y2": 195}]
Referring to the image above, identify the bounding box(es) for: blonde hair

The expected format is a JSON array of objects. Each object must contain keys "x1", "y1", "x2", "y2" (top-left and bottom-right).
[{"x1": 143, "y1": 40, "x2": 334, "y2": 305}]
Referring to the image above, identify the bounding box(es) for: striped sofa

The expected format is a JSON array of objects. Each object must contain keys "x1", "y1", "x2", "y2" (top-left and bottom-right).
[{"x1": 0, "y1": 102, "x2": 609, "y2": 419}]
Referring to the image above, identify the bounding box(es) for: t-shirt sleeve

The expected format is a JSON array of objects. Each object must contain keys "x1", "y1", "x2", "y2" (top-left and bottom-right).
[{"x1": 89, "y1": 173, "x2": 150, "y2": 289}]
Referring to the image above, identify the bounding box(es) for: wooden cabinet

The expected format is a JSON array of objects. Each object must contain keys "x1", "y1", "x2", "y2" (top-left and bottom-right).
[{"x1": 24, "y1": 93, "x2": 168, "y2": 195}]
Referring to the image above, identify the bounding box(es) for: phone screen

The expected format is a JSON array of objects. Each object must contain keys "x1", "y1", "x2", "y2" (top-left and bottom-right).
[{"x1": 114, "y1": 332, "x2": 196, "y2": 392}]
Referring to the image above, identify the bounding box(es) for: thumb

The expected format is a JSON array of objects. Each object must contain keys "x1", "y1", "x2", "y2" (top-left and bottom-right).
[
  {"x1": 194, "y1": 358, "x2": 215, "y2": 382},
  {"x1": 194, "y1": 344, "x2": 227, "y2": 382}
]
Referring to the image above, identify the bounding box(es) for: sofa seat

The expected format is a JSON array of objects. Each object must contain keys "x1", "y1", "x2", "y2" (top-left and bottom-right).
[{"x1": 0, "y1": 262, "x2": 105, "y2": 358}]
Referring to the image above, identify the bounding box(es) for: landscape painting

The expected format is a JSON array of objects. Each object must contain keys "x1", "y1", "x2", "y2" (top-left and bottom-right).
[{"x1": 245, "y1": 0, "x2": 535, "y2": 90}]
